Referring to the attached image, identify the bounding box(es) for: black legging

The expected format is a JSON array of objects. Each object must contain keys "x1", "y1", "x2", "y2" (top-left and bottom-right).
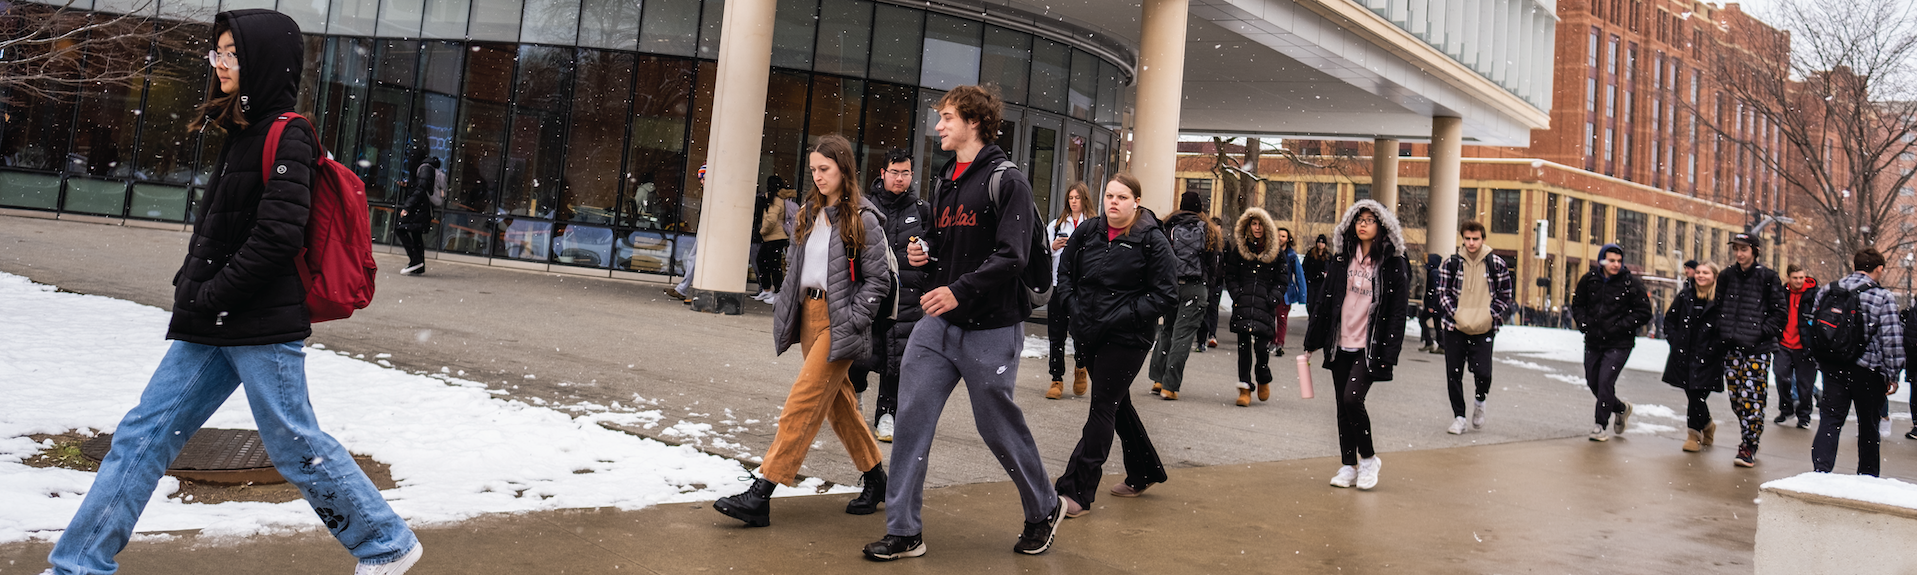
[
  {"x1": 756, "y1": 239, "x2": 788, "y2": 292},
  {"x1": 1053, "y1": 342, "x2": 1165, "y2": 507},
  {"x1": 1236, "y1": 329, "x2": 1273, "y2": 384},
  {"x1": 1685, "y1": 388, "x2": 1713, "y2": 431},
  {"x1": 396, "y1": 227, "x2": 426, "y2": 268},
  {"x1": 1329, "y1": 349, "x2": 1377, "y2": 466},
  {"x1": 1047, "y1": 291, "x2": 1083, "y2": 380}
]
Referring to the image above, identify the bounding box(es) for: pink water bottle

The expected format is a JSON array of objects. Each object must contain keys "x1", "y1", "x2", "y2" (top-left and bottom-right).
[{"x1": 1295, "y1": 354, "x2": 1315, "y2": 399}]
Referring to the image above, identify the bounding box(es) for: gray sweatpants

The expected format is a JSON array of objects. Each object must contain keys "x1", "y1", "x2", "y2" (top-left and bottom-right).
[{"x1": 885, "y1": 315, "x2": 1056, "y2": 536}]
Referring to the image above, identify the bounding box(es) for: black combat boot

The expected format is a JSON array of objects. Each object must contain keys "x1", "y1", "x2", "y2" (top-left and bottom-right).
[
  {"x1": 846, "y1": 463, "x2": 886, "y2": 515},
  {"x1": 713, "y1": 477, "x2": 777, "y2": 527}
]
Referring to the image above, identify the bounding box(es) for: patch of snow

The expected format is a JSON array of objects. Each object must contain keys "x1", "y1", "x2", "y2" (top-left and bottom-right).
[
  {"x1": 1491, "y1": 325, "x2": 1670, "y2": 373},
  {"x1": 1632, "y1": 404, "x2": 1685, "y2": 422},
  {"x1": 1765, "y1": 473, "x2": 1917, "y2": 511}
]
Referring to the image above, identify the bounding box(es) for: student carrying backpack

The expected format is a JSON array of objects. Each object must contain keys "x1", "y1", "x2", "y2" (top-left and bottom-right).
[{"x1": 1808, "y1": 248, "x2": 1904, "y2": 477}]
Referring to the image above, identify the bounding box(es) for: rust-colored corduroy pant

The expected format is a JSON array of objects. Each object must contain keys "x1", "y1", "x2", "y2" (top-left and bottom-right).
[{"x1": 758, "y1": 297, "x2": 884, "y2": 485}]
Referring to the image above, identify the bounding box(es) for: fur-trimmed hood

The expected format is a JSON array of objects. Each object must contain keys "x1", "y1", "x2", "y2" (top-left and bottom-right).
[
  {"x1": 1233, "y1": 207, "x2": 1282, "y2": 263},
  {"x1": 1330, "y1": 199, "x2": 1406, "y2": 258}
]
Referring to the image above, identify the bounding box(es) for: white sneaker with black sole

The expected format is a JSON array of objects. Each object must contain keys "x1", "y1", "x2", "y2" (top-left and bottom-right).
[
  {"x1": 400, "y1": 264, "x2": 423, "y2": 276},
  {"x1": 862, "y1": 534, "x2": 926, "y2": 561},
  {"x1": 354, "y1": 543, "x2": 423, "y2": 575},
  {"x1": 1012, "y1": 496, "x2": 1066, "y2": 555}
]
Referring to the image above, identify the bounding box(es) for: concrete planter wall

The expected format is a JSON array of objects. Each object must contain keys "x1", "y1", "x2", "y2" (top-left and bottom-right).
[{"x1": 1757, "y1": 473, "x2": 1917, "y2": 575}]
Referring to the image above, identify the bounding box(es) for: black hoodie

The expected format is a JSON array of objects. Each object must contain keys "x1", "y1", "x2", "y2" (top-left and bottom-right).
[
  {"x1": 924, "y1": 144, "x2": 1034, "y2": 330},
  {"x1": 868, "y1": 177, "x2": 934, "y2": 321},
  {"x1": 168, "y1": 9, "x2": 317, "y2": 346}
]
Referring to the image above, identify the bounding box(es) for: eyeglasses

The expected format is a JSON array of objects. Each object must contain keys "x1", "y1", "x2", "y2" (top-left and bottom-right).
[
  {"x1": 207, "y1": 50, "x2": 239, "y2": 70},
  {"x1": 884, "y1": 169, "x2": 912, "y2": 177},
  {"x1": 1354, "y1": 216, "x2": 1380, "y2": 225}
]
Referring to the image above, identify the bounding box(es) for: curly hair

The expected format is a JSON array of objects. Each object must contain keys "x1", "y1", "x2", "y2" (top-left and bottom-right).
[{"x1": 937, "y1": 85, "x2": 1003, "y2": 143}]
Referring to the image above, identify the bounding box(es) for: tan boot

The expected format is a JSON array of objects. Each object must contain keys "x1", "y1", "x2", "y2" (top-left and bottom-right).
[
  {"x1": 1161, "y1": 389, "x2": 1179, "y2": 400},
  {"x1": 1701, "y1": 421, "x2": 1716, "y2": 446},
  {"x1": 1150, "y1": 382, "x2": 1162, "y2": 396},
  {"x1": 1682, "y1": 429, "x2": 1702, "y2": 452},
  {"x1": 1073, "y1": 368, "x2": 1089, "y2": 396},
  {"x1": 1236, "y1": 387, "x2": 1252, "y2": 407},
  {"x1": 1046, "y1": 380, "x2": 1064, "y2": 400},
  {"x1": 1257, "y1": 382, "x2": 1271, "y2": 402}
]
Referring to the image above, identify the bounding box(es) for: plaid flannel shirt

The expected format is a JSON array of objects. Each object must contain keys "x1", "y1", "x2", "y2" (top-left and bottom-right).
[
  {"x1": 1435, "y1": 251, "x2": 1516, "y2": 333},
  {"x1": 1825, "y1": 272, "x2": 1906, "y2": 379}
]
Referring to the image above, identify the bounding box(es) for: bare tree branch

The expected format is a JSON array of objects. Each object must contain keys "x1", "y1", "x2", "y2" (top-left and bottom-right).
[{"x1": 0, "y1": 0, "x2": 209, "y2": 101}]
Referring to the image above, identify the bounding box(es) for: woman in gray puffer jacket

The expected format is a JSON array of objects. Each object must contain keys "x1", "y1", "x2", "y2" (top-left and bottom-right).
[{"x1": 714, "y1": 135, "x2": 892, "y2": 528}]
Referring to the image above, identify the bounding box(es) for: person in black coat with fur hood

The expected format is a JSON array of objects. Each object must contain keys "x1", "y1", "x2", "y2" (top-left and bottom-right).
[
  {"x1": 46, "y1": 10, "x2": 424, "y2": 574},
  {"x1": 1663, "y1": 261, "x2": 1726, "y2": 452},
  {"x1": 1303, "y1": 200, "x2": 1410, "y2": 492},
  {"x1": 1220, "y1": 206, "x2": 1288, "y2": 406}
]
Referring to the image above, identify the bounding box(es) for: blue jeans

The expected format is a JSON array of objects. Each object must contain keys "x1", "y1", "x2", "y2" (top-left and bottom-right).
[{"x1": 48, "y1": 341, "x2": 416, "y2": 574}]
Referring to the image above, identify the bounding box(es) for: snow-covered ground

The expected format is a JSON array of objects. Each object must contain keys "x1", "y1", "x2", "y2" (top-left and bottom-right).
[{"x1": 0, "y1": 272, "x2": 838, "y2": 545}]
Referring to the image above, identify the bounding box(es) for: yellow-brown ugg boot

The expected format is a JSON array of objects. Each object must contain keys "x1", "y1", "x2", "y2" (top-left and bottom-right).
[
  {"x1": 1073, "y1": 368, "x2": 1089, "y2": 396},
  {"x1": 1236, "y1": 384, "x2": 1252, "y2": 407},
  {"x1": 1257, "y1": 382, "x2": 1271, "y2": 402},
  {"x1": 1151, "y1": 382, "x2": 1162, "y2": 396},
  {"x1": 1701, "y1": 421, "x2": 1716, "y2": 446},
  {"x1": 1682, "y1": 429, "x2": 1702, "y2": 452},
  {"x1": 1161, "y1": 389, "x2": 1179, "y2": 400},
  {"x1": 1046, "y1": 380, "x2": 1064, "y2": 400}
]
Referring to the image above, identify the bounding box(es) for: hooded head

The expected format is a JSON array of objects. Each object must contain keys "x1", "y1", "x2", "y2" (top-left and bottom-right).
[
  {"x1": 1330, "y1": 199, "x2": 1406, "y2": 261},
  {"x1": 203, "y1": 10, "x2": 304, "y2": 129},
  {"x1": 1233, "y1": 207, "x2": 1281, "y2": 263},
  {"x1": 1597, "y1": 243, "x2": 1627, "y2": 277}
]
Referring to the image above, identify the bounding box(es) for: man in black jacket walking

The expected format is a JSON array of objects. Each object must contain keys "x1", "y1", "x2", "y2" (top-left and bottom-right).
[
  {"x1": 1571, "y1": 244, "x2": 1653, "y2": 442},
  {"x1": 848, "y1": 147, "x2": 932, "y2": 442},
  {"x1": 1715, "y1": 232, "x2": 1788, "y2": 467}
]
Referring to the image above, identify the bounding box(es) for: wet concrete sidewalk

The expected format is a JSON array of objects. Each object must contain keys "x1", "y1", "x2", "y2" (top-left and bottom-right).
[{"x1": 5, "y1": 423, "x2": 1900, "y2": 574}]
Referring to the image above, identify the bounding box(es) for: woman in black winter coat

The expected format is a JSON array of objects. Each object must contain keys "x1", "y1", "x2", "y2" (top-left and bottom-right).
[
  {"x1": 1222, "y1": 207, "x2": 1289, "y2": 405},
  {"x1": 47, "y1": 11, "x2": 424, "y2": 574},
  {"x1": 1302, "y1": 199, "x2": 1410, "y2": 492},
  {"x1": 1052, "y1": 174, "x2": 1176, "y2": 517},
  {"x1": 395, "y1": 152, "x2": 437, "y2": 275},
  {"x1": 1663, "y1": 261, "x2": 1724, "y2": 452},
  {"x1": 1303, "y1": 234, "x2": 1332, "y2": 310}
]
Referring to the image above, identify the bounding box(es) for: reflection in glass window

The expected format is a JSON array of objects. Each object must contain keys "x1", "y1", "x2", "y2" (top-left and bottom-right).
[
  {"x1": 130, "y1": 184, "x2": 191, "y2": 222},
  {"x1": 422, "y1": 0, "x2": 470, "y2": 38},
  {"x1": 1264, "y1": 181, "x2": 1295, "y2": 221},
  {"x1": 1068, "y1": 49, "x2": 1096, "y2": 120},
  {"x1": 621, "y1": 56, "x2": 694, "y2": 229},
  {"x1": 921, "y1": 14, "x2": 981, "y2": 90},
  {"x1": 682, "y1": 61, "x2": 717, "y2": 231},
  {"x1": 413, "y1": 41, "x2": 463, "y2": 162},
  {"x1": 869, "y1": 5, "x2": 923, "y2": 85},
  {"x1": 1492, "y1": 189, "x2": 1521, "y2": 233},
  {"x1": 1029, "y1": 39, "x2": 1068, "y2": 114},
  {"x1": 762, "y1": 71, "x2": 810, "y2": 198},
  {"x1": 1063, "y1": 133, "x2": 1086, "y2": 208},
  {"x1": 815, "y1": 0, "x2": 872, "y2": 77},
  {"x1": 698, "y1": 0, "x2": 725, "y2": 59},
  {"x1": 317, "y1": 38, "x2": 371, "y2": 156},
  {"x1": 369, "y1": 206, "x2": 396, "y2": 244},
  {"x1": 359, "y1": 40, "x2": 421, "y2": 204},
  {"x1": 469, "y1": 0, "x2": 523, "y2": 41},
  {"x1": 329, "y1": 0, "x2": 378, "y2": 36},
  {"x1": 581, "y1": 0, "x2": 642, "y2": 50},
  {"x1": 1398, "y1": 186, "x2": 1429, "y2": 228},
  {"x1": 1027, "y1": 125, "x2": 1056, "y2": 215},
  {"x1": 69, "y1": 22, "x2": 146, "y2": 182},
  {"x1": 521, "y1": 0, "x2": 581, "y2": 45},
  {"x1": 1459, "y1": 189, "x2": 1479, "y2": 223},
  {"x1": 772, "y1": 0, "x2": 818, "y2": 70},
  {"x1": 563, "y1": 51, "x2": 635, "y2": 225},
  {"x1": 1589, "y1": 203, "x2": 1607, "y2": 245},
  {"x1": 859, "y1": 82, "x2": 916, "y2": 184},
  {"x1": 0, "y1": 41, "x2": 77, "y2": 170},
  {"x1": 553, "y1": 223, "x2": 614, "y2": 267},
  {"x1": 449, "y1": 42, "x2": 514, "y2": 215},
  {"x1": 808, "y1": 76, "x2": 865, "y2": 148},
  {"x1": 618, "y1": 229, "x2": 677, "y2": 272},
  {"x1": 1306, "y1": 182, "x2": 1341, "y2": 223},
  {"x1": 980, "y1": 26, "x2": 1029, "y2": 104},
  {"x1": 377, "y1": 0, "x2": 425, "y2": 38},
  {"x1": 496, "y1": 218, "x2": 554, "y2": 260},
  {"x1": 439, "y1": 211, "x2": 494, "y2": 255},
  {"x1": 641, "y1": 0, "x2": 701, "y2": 56},
  {"x1": 138, "y1": 25, "x2": 212, "y2": 185},
  {"x1": 1096, "y1": 60, "x2": 1121, "y2": 125},
  {"x1": 502, "y1": 46, "x2": 575, "y2": 218}
]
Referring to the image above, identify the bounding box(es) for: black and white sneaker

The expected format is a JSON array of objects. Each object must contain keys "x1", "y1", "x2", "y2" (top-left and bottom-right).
[
  {"x1": 1013, "y1": 496, "x2": 1066, "y2": 555},
  {"x1": 400, "y1": 264, "x2": 424, "y2": 275},
  {"x1": 862, "y1": 534, "x2": 925, "y2": 561}
]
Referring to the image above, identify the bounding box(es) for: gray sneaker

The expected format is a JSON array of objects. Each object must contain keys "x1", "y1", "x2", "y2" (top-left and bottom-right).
[
  {"x1": 1471, "y1": 400, "x2": 1486, "y2": 429},
  {"x1": 1589, "y1": 424, "x2": 1612, "y2": 442},
  {"x1": 1613, "y1": 402, "x2": 1633, "y2": 435}
]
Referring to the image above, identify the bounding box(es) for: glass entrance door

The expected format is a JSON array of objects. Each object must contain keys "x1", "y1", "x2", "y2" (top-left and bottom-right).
[{"x1": 1027, "y1": 114, "x2": 1061, "y2": 221}]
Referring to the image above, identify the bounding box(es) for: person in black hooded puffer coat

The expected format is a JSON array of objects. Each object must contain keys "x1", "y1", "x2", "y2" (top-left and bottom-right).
[
  {"x1": 47, "y1": 10, "x2": 424, "y2": 575},
  {"x1": 847, "y1": 147, "x2": 933, "y2": 441},
  {"x1": 1302, "y1": 200, "x2": 1410, "y2": 492},
  {"x1": 1221, "y1": 206, "x2": 1289, "y2": 404}
]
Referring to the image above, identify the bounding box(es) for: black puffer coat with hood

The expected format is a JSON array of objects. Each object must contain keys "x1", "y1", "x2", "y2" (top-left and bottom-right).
[
  {"x1": 1223, "y1": 207, "x2": 1288, "y2": 339},
  {"x1": 1057, "y1": 209, "x2": 1179, "y2": 351},
  {"x1": 1302, "y1": 200, "x2": 1411, "y2": 381},
  {"x1": 168, "y1": 10, "x2": 317, "y2": 347}
]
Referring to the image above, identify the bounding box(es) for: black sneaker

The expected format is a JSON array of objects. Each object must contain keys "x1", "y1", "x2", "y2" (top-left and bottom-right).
[
  {"x1": 1905, "y1": 428, "x2": 1917, "y2": 440},
  {"x1": 1773, "y1": 413, "x2": 1789, "y2": 425},
  {"x1": 1799, "y1": 418, "x2": 1813, "y2": 430},
  {"x1": 1013, "y1": 496, "x2": 1065, "y2": 555},
  {"x1": 863, "y1": 534, "x2": 925, "y2": 561}
]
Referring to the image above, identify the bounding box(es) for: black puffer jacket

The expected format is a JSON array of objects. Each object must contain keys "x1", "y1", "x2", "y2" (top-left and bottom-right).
[
  {"x1": 1662, "y1": 287, "x2": 1726, "y2": 392},
  {"x1": 168, "y1": 9, "x2": 315, "y2": 347},
  {"x1": 1571, "y1": 267, "x2": 1653, "y2": 349},
  {"x1": 396, "y1": 159, "x2": 436, "y2": 230},
  {"x1": 1303, "y1": 200, "x2": 1410, "y2": 381},
  {"x1": 1057, "y1": 210, "x2": 1178, "y2": 350},
  {"x1": 1715, "y1": 261, "x2": 1787, "y2": 352},
  {"x1": 1223, "y1": 207, "x2": 1288, "y2": 339},
  {"x1": 868, "y1": 178, "x2": 934, "y2": 322}
]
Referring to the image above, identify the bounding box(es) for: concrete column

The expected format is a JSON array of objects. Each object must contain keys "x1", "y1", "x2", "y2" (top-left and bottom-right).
[
  {"x1": 1130, "y1": 0, "x2": 1188, "y2": 216},
  {"x1": 689, "y1": 0, "x2": 777, "y2": 314},
  {"x1": 1427, "y1": 117, "x2": 1464, "y2": 258},
  {"x1": 1372, "y1": 138, "x2": 1399, "y2": 211}
]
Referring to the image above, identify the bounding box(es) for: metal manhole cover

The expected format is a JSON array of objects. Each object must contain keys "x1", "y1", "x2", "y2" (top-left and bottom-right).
[{"x1": 82, "y1": 428, "x2": 286, "y2": 485}]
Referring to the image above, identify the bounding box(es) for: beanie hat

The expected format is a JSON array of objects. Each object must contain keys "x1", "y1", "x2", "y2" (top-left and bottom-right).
[
  {"x1": 1599, "y1": 243, "x2": 1625, "y2": 262},
  {"x1": 1180, "y1": 191, "x2": 1204, "y2": 213}
]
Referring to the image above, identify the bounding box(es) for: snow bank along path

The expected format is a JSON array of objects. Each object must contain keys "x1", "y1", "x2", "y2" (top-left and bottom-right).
[{"x1": 0, "y1": 272, "x2": 824, "y2": 545}]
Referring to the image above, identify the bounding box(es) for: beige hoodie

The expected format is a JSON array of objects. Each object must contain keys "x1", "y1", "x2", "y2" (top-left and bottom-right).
[{"x1": 1453, "y1": 246, "x2": 1495, "y2": 335}]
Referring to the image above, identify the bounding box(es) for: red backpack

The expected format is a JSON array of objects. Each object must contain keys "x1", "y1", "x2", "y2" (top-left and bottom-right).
[{"x1": 261, "y1": 113, "x2": 377, "y2": 322}]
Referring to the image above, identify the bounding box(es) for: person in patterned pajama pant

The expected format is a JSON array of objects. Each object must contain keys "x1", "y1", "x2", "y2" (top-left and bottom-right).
[{"x1": 1712, "y1": 233, "x2": 1788, "y2": 468}]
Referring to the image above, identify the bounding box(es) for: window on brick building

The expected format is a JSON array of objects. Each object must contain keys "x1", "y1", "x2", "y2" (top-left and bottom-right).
[
  {"x1": 1655, "y1": 217, "x2": 1668, "y2": 255},
  {"x1": 1607, "y1": 85, "x2": 1616, "y2": 117},
  {"x1": 1608, "y1": 36, "x2": 1619, "y2": 75},
  {"x1": 1547, "y1": 193, "x2": 1560, "y2": 238},
  {"x1": 1589, "y1": 29, "x2": 1600, "y2": 68},
  {"x1": 1492, "y1": 189, "x2": 1521, "y2": 234},
  {"x1": 1588, "y1": 79, "x2": 1597, "y2": 112},
  {"x1": 1590, "y1": 203, "x2": 1608, "y2": 245},
  {"x1": 1673, "y1": 221, "x2": 1687, "y2": 259},
  {"x1": 1567, "y1": 198, "x2": 1584, "y2": 242},
  {"x1": 1617, "y1": 210, "x2": 1647, "y2": 262}
]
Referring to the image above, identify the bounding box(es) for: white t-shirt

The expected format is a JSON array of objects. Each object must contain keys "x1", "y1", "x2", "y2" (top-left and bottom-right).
[
  {"x1": 1049, "y1": 215, "x2": 1084, "y2": 284},
  {"x1": 801, "y1": 212, "x2": 832, "y2": 290}
]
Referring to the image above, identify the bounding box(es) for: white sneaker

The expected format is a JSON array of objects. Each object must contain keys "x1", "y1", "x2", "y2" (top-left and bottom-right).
[
  {"x1": 1329, "y1": 465, "x2": 1357, "y2": 488},
  {"x1": 1614, "y1": 402, "x2": 1633, "y2": 435},
  {"x1": 1472, "y1": 400, "x2": 1486, "y2": 429},
  {"x1": 763, "y1": 294, "x2": 778, "y2": 305},
  {"x1": 400, "y1": 264, "x2": 423, "y2": 275},
  {"x1": 875, "y1": 413, "x2": 895, "y2": 442},
  {"x1": 751, "y1": 291, "x2": 771, "y2": 301},
  {"x1": 1589, "y1": 424, "x2": 1612, "y2": 442},
  {"x1": 355, "y1": 544, "x2": 423, "y2": 575},
  {"x1": 1880, "y1": 418, "x2": 1892, "y2": 440},
  {"x1": 1447, "y1": 416, "x2": 1468, "y2": 435},
  {"x1": 1356, "y1": 456, "x2": 1382, "y2": 490}
]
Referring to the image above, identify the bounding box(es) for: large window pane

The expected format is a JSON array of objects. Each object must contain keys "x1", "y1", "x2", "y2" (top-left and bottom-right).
[
  {"x1": 495, "y1": 218, "x2": 553, "y2": 261},
  {"x1": 640, "y1": 0, "x2": 701, "y2": 56},
  {"x1": 1029, "y1": 39, "x2": 1068, "y2": 114},
  {"x1": 69, "y1": 26, "x2": 145, "y2": 180},
  {"x1": 807, "y1": 76, "x2": 864, "y2": 146},
  {"x1": 439, "y1": 211, "x2": 494, "y2": 255},
  {"x1": 980, "y1": 26, "x2": 1029, "y2": 104},
  {"x1": 132, "y1": 25, "x2": 211, "y2": 185},
  {"x1": 698, "y1": 0, "x2": 725, "y2": 59},
  {"x1": 1492, "y1": 188, "x2": 1521, "y2": 233},
  {"x1": 561, "y1": 50, "x2": 634, "y2": 224},
  {"x1": 761, "y1": 71, "x2": 809, "y2": 200},
  {"x1": 357, "y1": 40, "x2": 421, "y2": 204},
  {"x1": 581, "y1": 0, "x2": 642, "y2": 50},
  {"x1": 1306, "y1": 182, "x2": 1340, "y2": 223},
  {"x1": 624, "y1": 56, "x2": 695, "y2": 229},
  {"x1": 921, "y1": 14, "x2": 980, "y2": 90},
  {"x1": 1265, "y1": 181, "x2": 1295, "y2": 221},
  {"x1": 814, "y1": 0, "x2": 871, "y2": 77},
  {"x1": 0, "y1": 173, "x2": 62, "y2": 209},
  {"x1": 501, "y1": 46, "x2": 575, "y2": 218},
  {"x1": 422, "y1": 0, "x2": 471, "y2": 38},
  {"x1": 412, "y1": 41, "x2": 463, "y2": 169},
  {"x1": 449, "y1": 42, "x2": 515, "y2": 215},
  {"x1": 130, "y1": 183, "x2": 190, "y2": 221},
  {"x1": 469, "y1": 0, "x2": 523, "y2": 41},
  {"x1": 1399, "y1": 186, "x2": 1430, "y2": 228},
  {"x1": 772, "y1": 0, "x2": 818, "y2": 70},
  {"x1": 318, "y1": 38, "x2": 372, "y2": 157},
  {"x1": 1027, "y1": 125, "x2": 1056, "y2": 217},
  {"x1": 63, "y1": 178, "x2": 127, "y2": 216},
  {"x1": 0, "y1": 74, "x2": 76, "y2": 171},
  {"x1": 617, "y1": 229, "x2": 675, "y2": 272},
  {"x1": 683, "y1": 61, "x2": 717, "y2": 231},
  {"x1": 1096, "y1": 59, "x2": 1121, "y2": 125},
  {"x1": 378, "y1": 0, "x2": 426, "y2": 37},
  {"x1": 522, "y1": 0, "x2": 581, "y2": 45},
  {"x1": 859, "y1": 81, "x2": 916, "y2": 185},
  {"x1": 868, "y1": 5, "x2": 921, "y2": 85},
  {"x1": 328, "y1": 0, "x2": 379, "y2": 36},
  {"x1": 553, "y1": 223, "x2": 614, "y2": 267},
  {"x1": 1068, "y1": 49, "x2": 1095, "y2": 120}
]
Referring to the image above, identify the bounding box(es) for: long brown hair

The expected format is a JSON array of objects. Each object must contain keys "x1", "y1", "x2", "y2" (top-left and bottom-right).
[
  {"x1": 189, "y1": 21, "x2": 249, "y2": 132},
  {"x1": 794, "y1": 134, "x2": 866, "y2": 251},
  {"x1": 1057, "y1": 181, "x2": 1091, "y2": 225}
]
